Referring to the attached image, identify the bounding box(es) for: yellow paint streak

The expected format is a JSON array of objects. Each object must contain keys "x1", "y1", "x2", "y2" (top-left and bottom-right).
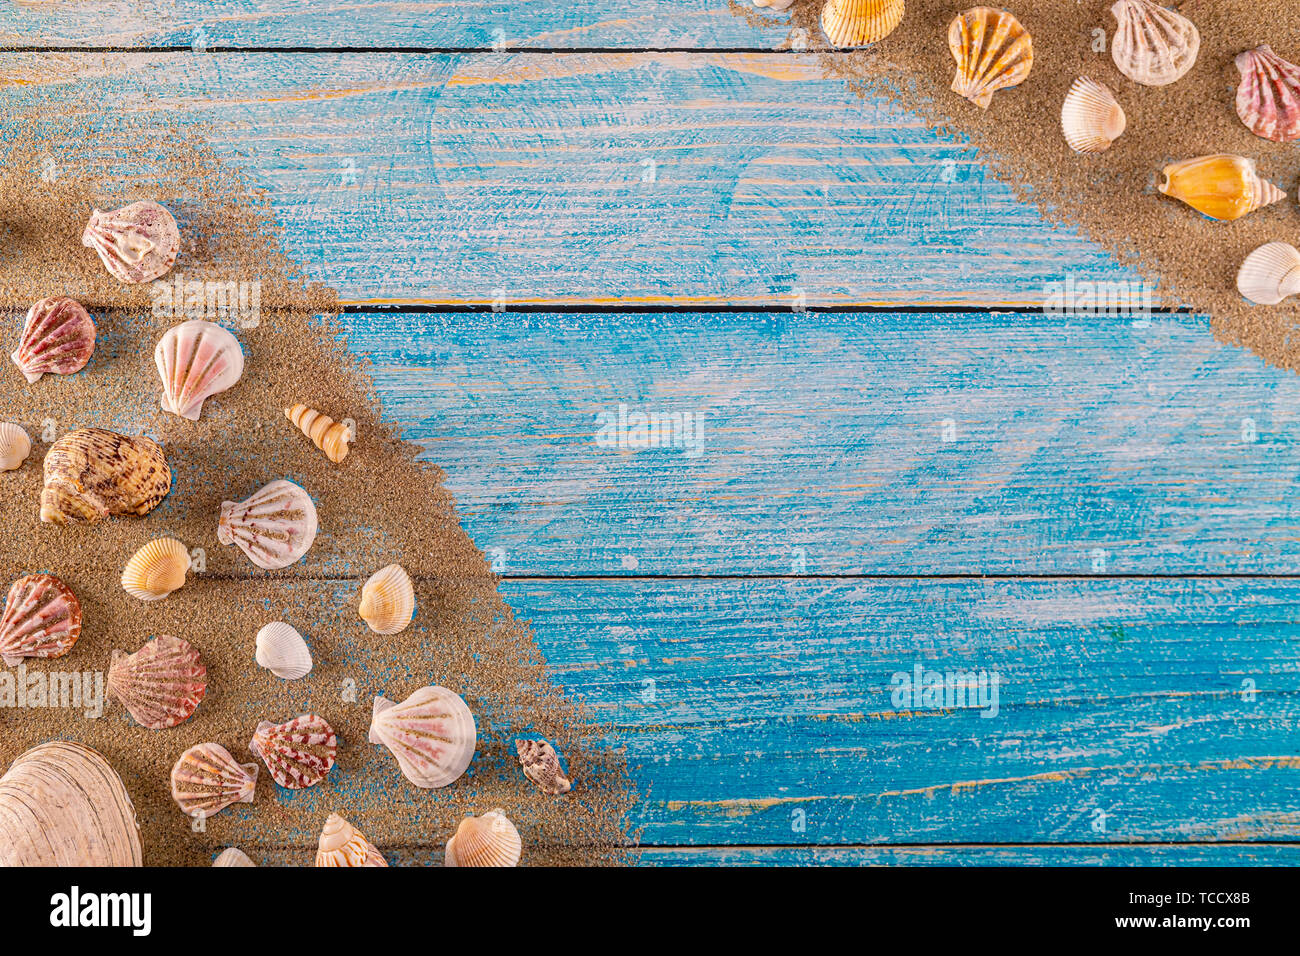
[{"x1": 446, "y1": 52, "x2": 830, "y2": 88}]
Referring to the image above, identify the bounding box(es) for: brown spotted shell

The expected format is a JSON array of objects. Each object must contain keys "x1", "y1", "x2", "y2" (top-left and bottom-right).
[
  {"x1": 40, "y1": 427, "x2": 172, "y2": 525},
  {"x1": 516, "y1": 738, "x2": 572, "y2": 795}
]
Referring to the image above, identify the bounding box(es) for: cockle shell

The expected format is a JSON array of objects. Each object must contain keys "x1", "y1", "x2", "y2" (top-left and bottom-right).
[
  {"x1": 0, "y1": 742, "x2": 141, "y2": 866},
  {"x1": 1237, "y1": 242, "x2": 1300, "y2": 306},
  {"x1": 285, "y1": 404, "x2": 352, "y2": 463},
  {"x1": 0, "y1": 573, "x2": 82, "y2": 667},
  {"x1": 154, "y1": 320, "x2": 244, "y2": 421},
  {"x1": 10, "y1": 297, "x2": 96, "y2": 384},
  {"x1": 752, "y1": 0, "x2": 795, "y2": 8},
  {"x1": 1060, "y1": 77, "x2": 1127, "y2": 154},
  {"x1": 1110, "y1": 0, "x2": 1199, "y2": 87},
  {"x1": 249, "y1": 713, "x2": 338, "y2": 789},
  {"x1": 254, "y1": 621, "x2": 313, "y2": 680},
  {"x1": 315, "y1": 813, "x2": 388, "y2": 867},
  {"x1": 107, "y1": 634, "x2": 207, "y2": 729},
  {"x1": 358, "y1": 563, "x2": 415, "y2": 635},
  {"x1": 170, "y1": 743, "x2": 258, "y2": 819},
  {"x1": 1235, "y1": 44, "x2": 1300, "y2": 143},
  {"x1": 217, "y1": 479, "x2": 318, "y2": 570},
  {"x1": 40, "y1": 427, "x2": 171, "y2": 525},
  {"x1": 369, "y1": 686, "x2": 477, "y2": 789},
  {"x1": 445, "y1": 809, "x2": 522, "y2": 867},
  {"x1": 821, "y1": 0, "x2": 904, "y2": 48},
  {"x1": 0, "y1": 423, "x2": 30, "y2": 471},
  {"x1": 82, "y1": 200, "x2": 179, "y2": 284},
  {"x1": 947, "y1": 7, "x2": 1033, "y2": 109},
  {"x1": 1158, "y1": 154, "x2": 1286, "y2": 222},
  {"x1": 213, "y1": 847, "x2": 256, "y2": 867},
  {"x1": 516, "y1": 738, "x2": 572, "y2": 795},
  {"x1": 121, "y1": 537, "x2": 191, "y2": 601}
]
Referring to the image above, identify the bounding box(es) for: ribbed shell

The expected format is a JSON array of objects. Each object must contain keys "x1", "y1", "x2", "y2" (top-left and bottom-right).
[
  {"x1": 107, "y1": 634, "x2": 207, "y2": 729},
  {"x1": 213, "y1": 847, "x2": 256, "y2": 867},
  {"x1": 315, "y1": 813, "x2": 389, "y2": 867},
  {"x1": 1237, "y1": 242, "x2": 1300, "y2": 307},
  {"x1": 249, "y1": 713, "x2": 338, "y2": 789},
  {"x1": 121, "y1": 537, "x2": 191, "y2": 601},
  {"x1": 40, "y1": 427, "x2": 172, "y2": 525},
  {"x1": 445, "y1": 809, "x2": 522, "y2": 867},
  {"x1": 368, "y1": 686, "x2": 477, "y2": 789},
  {"x1": 358, "y1": 563, "x2": 415, "y2": 635},
  {"x1": 0, "y1": 573, "x2": 82, "y2": 667},
  {"x1": 947, "y1": 7, "x2": 1033, "y2": 109},
  {"x1": 1109, "y1": 0, "x2": 1199, "y2": 87},
  {"x1": 1060, "y1": 77, "x2": 1126, "y2": 154},
  {"x1": 81, "y1": 200, "x2": 180, "y2": 284},
  {"x1": 170, "y1": 743, "x2": 258, "y2": 819},
  {"x1": 1158, "y1": 154, "x2": 1286, "y2": 222},
  {"x1": 10, "y1": 297, "x2": 96, "y2": 384},
  {"x1": 285, "y1": 404, "x2": 352, "y2": 463},
  {"x1": 254, "y1": 621, "x2": 313, "y2": 680},
  {"x1": 0, "y1": 423, "x2": 30, "y2": 471},
  {"x1": 155, "y1": 320, "x2": 244, "y2": 421},
  {"x1": 516, "y1": 738, "x2": 572, "y2": 795},
  {"x1": 217, "y1": 479, "x2": 318, "y2": 570},
  {"x1": 1235, "y1": 44, "x2": 1300, "y2": 143},
  {"x1": 820, "y1": 0, "x2": 904, "y2": 48}
]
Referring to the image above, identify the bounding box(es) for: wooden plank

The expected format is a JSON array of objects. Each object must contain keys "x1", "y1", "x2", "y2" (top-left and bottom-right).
[{"x1": 635, "y1": 844, "x2": 1300, "y2": 866}]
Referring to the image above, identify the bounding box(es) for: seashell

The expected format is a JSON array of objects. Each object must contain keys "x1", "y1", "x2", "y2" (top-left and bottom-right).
[
  {"x1": 217, "y1": 479, "x2": 318, "y2": 570},
  {"x1": 445, "y1": 809, "x2": 522, "y2": 867},
  {"x1": 821, "y1": 0, "x2": 904, "y2": 48},
  {"x1": 1158, "y1": 154, "x2": 1286, "y2": 222},
  {"x1": 40, "y1": 427, "x2": 171, "y2": 525},
  {"x1": 255, "y1": 621, "x2": 313, "y2": 680},
  {"x1": 120, "y1": 537, "x2": 191, "y2": 601},
  {"x1": 154, "y1": 320, "x2": 244, "y2": 421},
  {"x1": 753, "y1": 0, "x2": 795, "y2": 8},
  {"x1": 249, "y1": 713, "x2": 338, "y2": 789},
  {"x1": 213, "y1": 847, "x2": 256, "y2": 867},
  {"x1": 1236, "y1": 242, "x2": 1300, "y2": 306},
  {"x1": 10, "y1": 297, "x2": 96, "y2": 384},
  {"x1": 358, "y1": 564, "x2": 415, "y2": 635},
  {"x1": 1235, "y1": 45, "x2": 1300, "y2": 143},
  {"x1": 170, "y1": 743, "x2": 258, "y2": 819},
  {"x1": 81, "y1": 200, "x2": 179, "y2": 284},
  {"x1": 285, "y1": 404, "x2": 352, "y2": 463},
  {"x1": 369, "y1": 686, "x2": 476, "y2": 789},
  {"x1": 1060, "y1": 76, "x2": 1126, "y2": 154},
  {"x1": 0, "y1": 742, "x2": 141, "y2": 866},
  {"x1": 0, "y1": 423, "x2": 30, "y2": 471},
  {"x1": 315, "y1": 813, "x2": 388, "y2": 867},
  {"x1": 0, "y1": 573, "x2": 82, "y2": 667},
  {"x1": 107, "y1": 634, "x2": 207, "y2": 729},
  {"x1": 947, "y1": 7, "x2": 1033, "y2": 109},
  {"x1": 1109, "y1": 0, "x2": 1199, "y2": 87},
  {"x1": 516, "y1": 738, "x2": 572, "y2": 795}
]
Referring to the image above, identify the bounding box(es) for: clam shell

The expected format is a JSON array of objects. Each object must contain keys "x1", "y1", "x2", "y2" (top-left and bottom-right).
[
  {"x1": 315, "y1": 813, "x2": 389, "y2": 867},
  {"x1": 249, "y1": 713, "x2": 338, "y2": 789},
  {"x1": 0, "y1": 423, "x2": 31, "y2": 471},
  {"x1": 40, "y1": 427, "x2": 172, "y2": 525},
  {"x1": 108, "y1": 634, "x2": 207, "y2": 729},
  {"x1": 217, "y1": 479, "x2": 318, "y2": 570},
  {"x1": 285, "y1": 404, "x2": 352, "y2": 463},
  {"x1": 1237, "y1": 242, "x2": 1300, "y2": 306},
  {"x1": 1235, "y1": 44, "x2": 1300, "y2": 143},
  {"x1": 948, "y1": 7, "x2": 1033, "y2": 109},
  {"x1": 445, "y1": 809, "x2": 522, "y2": 867},
  {"x1": 1158, "y1": 154, "x2": 1286, "y2": 222},
  {"x1": 358, "y1": 563, "x2": 415, "y2": 635},
  {"x1": 10, "y1": 297, "x2": 96, "y2": 384},
  {"x1": 155, "y1": 320, "x2": 244, "y2": 421},
  {"x1": 170, "y1": 743, "x2": 258, "y2": 819},
  {"x1": 753, "y1": 0, "x2": 795, "y2": 8},
  {"x1": 213, "y1": 846, "x2": 256, "y2": 867},
  {"x1": 121, "y1": 537, "x2": 191, "y2": 601},
  {"x1": 1110, "y1": 0, "x2": 1199, "y2": 87},
  {"x1": 0, "y1": 573, "x2": 82, "y2": 667},
  {"x1": 821, "y1": 0, "x2": 904, "y2": 48},
  {"x1": 1060, "y1": 77, "x2": 1126, "y2": 154},
  {"x1": 255, "y1": 621, "x2": 313, "y2": 680},
  {"x1": 516, "y1": 738, "x2": 572, "y2": 795},
  {"x1": 369, "y1": 685, "x2": 477, "y2": 789},
  {"x1": 81, "y1": 200, "x2": 179, "y2": 284}
]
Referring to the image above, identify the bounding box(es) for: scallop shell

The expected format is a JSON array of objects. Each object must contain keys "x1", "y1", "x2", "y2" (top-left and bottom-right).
[
  {"x1": 1235, "y1": 44, "x2": 1300, "y2": 143},
  {"x1": 213, "y1": 846, "x2": 256, "y2": 867},
  {"x1": 155, "y1": 319, "x2": 244, "y2": 421},
  {"x1": 217, "y1": 479, "x2": 318, "y2": 570},
  {"x1": 315, "y1": 813, "x2": 388, "y2": 867},
  {"x1": 369, "y1": 686, "x2": 477, "y2": 789},
  {"x1": 1158, "y1": 154, "x2": 1286, "y2": 222},
  {"x1": 40, "y1": 427, "x2": 172, "y2": 525},
  {"x1": 445, "y1": 809, "x2": 522, "y2": 867},
  {"x1": 516, "y1": 738, "x2": 572, "y2": 795},
  {"x1": 249, "y1": 713, "x2": 338, "y2": 789},
  {"x1": 821, "y1": 0, "x2": 904, "y2": 48},
  {"x1": 10, "y1": 297, "x2": 96, "y2": 384},
  {"x1": 107, "y1": 634, "x2": 207, "y2": 729},
  {"x1": 254, "y1": 621, "x2": 313, "y2": 680},
  {"x1": 1109, "y1": 0, "x2": 1199, "y2": 87},
  {"x1": 358, "y1": 563, "x2": 415, "y2": 635},
  {"x1": 170, "y1": 743, "x2": 258, "y2": 819},
  {"x1": 81, "y1": 200, "x2": 180, "y2": 284},
  {"x1": 947, "y1": 7, "x2": 1033, "y2": 109},
  {"x1": 1237, "y1": 242, "x2": 1300, "y2": 306},
  {"x1": 0, "y1": 423, "x2": 30, "y2": 471},
  {"x1": 0, "y1": 573, "x2": 82, "y2": 667},
  {"x1": 753, "y1": 0, "x2": 795, "y2": 8},
  {"x1": 285, "y1": 404, "x2": 352, "y2": 463},
  {"x1": 121, "y1": 537, "x2": 191, "y2": 601},
  {"x1": 1060, "y1": 77, "x2": 1127, "y2": 154},
  {"x1": 0, "y1": 742, "x2": 142, "y2": 866}
]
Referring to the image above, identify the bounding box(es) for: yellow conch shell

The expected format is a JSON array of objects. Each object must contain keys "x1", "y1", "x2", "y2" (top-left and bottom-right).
[{"x1": 1158, "y1": 154, "x2": 1286, "y2": 222}]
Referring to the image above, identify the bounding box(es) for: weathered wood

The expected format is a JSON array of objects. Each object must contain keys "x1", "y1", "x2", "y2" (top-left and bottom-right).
[{"x1": 634, "y1": 844, "x2": 1300, "y2": 866}]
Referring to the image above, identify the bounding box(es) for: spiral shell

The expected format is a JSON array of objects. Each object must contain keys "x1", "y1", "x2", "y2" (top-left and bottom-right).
[
  {"x1": 1109, "y1": 0, "x2": 1199, "y2": 87},
  {"x1": 155, "y1": 320, "x2": 244, "y2": 421},
  {"x1": 1235, "y1": 44, "x2": 1300, "y2": 143},
  {"x1": 947, "y1": 7, "x2": 1033, "y2": 109},
  {"x1": 0, "y1": 573, "x2": 82, "y2": 667},
  {"x1": 81, "y1": 200, "x2": 179, "y2": 284},
  {"x1": 358, "y1": 563, "x2": 415, "y2": 635},
  {"x1": 820, "y1": 0, "x2": 903, "y2": 48},
  {"x1": 1158, "y1": 154, "x2": 1286, "y2": 222},
  {"x1": 10, "y1": 297, "x2": 96, "y2": 384},
  {"x1": 369, "y1": 686, "x2": 477, "y2": 789},
  {"x1": 0, "y1": 423, "x2": 30, "y2": 472},
  {"x1": 249, "y1": 713, "x2": 338, "y2": 789},
  {"x1": 285, "y1": 405, "x2": 353, "y2": 463},
  {"x1": 217, "y1": 479, "x2": 318, "y2": 570},
  {"x1": 516, "y1": 738, "x2": 572, "y2": 795},
  {"x1": 1060, "y1": 77, "x2": 1126, "y2": 154},
  {"x1": 170, "y1": 743, "x2": 258, "y2": 819},
  {"x1": 445, "y1": 809, "x2": 522, "y2": 867},
  {"x1": 121, "y1": 537, "x2": 191, "y2": 601},
  {"x1": 315, "y1": 813, "x2": 388, "y2": 867},
  {"x1": 213, "y1": 847, "x2": 256, "y2": 867},
  {"x1": 107, "y1": 634, "x2": 207, "y2": 729},
  {"x1": 40, "y1": 427, "x2": 172, "y2": 525},
  {"x1": 254, "y1": 621, "x2": 313, "y2": 680},
  {"x1": 1237, "y1": 242, "x2": 1300, "y2": 307}
]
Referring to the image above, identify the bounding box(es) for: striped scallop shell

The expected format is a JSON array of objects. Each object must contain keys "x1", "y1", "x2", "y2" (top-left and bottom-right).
[
  {"x1": 358, "y1": 563, "x2": 415, "y2": 635},
  {"x1": 948, "y1": 7, "x2": 1034, "y2": 109},
  {"x1": 155, "y1": 320, "x2": 244, "y2": 421},
  {"x1": 1237, "y1": 242, "x2": 1300, "y2": 307},
  {"x1": 1060, "y1": 77, "x2": 1126, "y2": 154},
  {"x1": 170, "y1": 743, "x2": 258, "y2": 819},
  {"x1": 121, "y1": 537, "x2": 191, "y2": 601},
  {"x1": 1110, "y1": 0, "x2": 1199, "y2": 87},
  {"x1": 516, "y1": 738, "x2": 572, "y2": 795},
  {"x1": 445, "y1": 809, "x2": 522, "y2": 867},
  {"x1": 1235, "y1": 44, "x2": 1300, "y2": 143},
  {"x1": 217, "y1": 479, "x2": 318, "y2": 570},
  {"x1": 107, "y1": 634, "x2": 207, "y2": 729},
  {"x1": 315, "y1": 813, "x2": 388, "y2": 867},
  {"x1": 10, "y1": 297, "x2": 96, "y2": 384},
  {"x1": 369, "y1": 686, "x2": 476, "y2": 789},
  {"x1": 254, "y1": 621, "x2": 313, "y2": 680},
  {"x1": 821, "y1": 0, "x2": 904, "y2": 48},
  {"x1": 0, "y1": 573, "x2": 82, "y2": 667},
  {"x1": 81, "y1": 201, "x2": 179, "y2": 284},
  {"x1": 213, "y1": 846, "x2": 256, "y2": 867},
  {"x1": 249, "y1": 713, "x2": 338, "y2": 789},
  {"x1": 0, "y1": 423, "x2": 30, "y2": 472}
]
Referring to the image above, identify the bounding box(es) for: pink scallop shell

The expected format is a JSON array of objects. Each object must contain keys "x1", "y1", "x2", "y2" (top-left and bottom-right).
[
  {"x1": 170, "y1": 743, "x2": 258, "y2": 819},
  {"x1": 107, "y1": 634, "x2": 207, "y2": 729},
  {"x1": 154, "y1": 320, "x2": 244, "y2": 420},
  {"x1": 10, "y1": 297, "x2": 96, "y2": 384},
  {"x1": 1235, "y1": 44, "x2": 1300, "y2": 143},
  {"x1": 217, "y1": 480, "x2": 319, "y2": 571},
  {"x1": 368, "y1": 686, "x2": 476, "y2": 789},
  {"x1": 0, "y1": 574, "x2": 82, "y2": 667},
  {"x1": 249, "y1": 713, "x2": 338, "y2": 789},
  {"x1": 81, "y1": 200, "x2": 179, "y2": 284}
]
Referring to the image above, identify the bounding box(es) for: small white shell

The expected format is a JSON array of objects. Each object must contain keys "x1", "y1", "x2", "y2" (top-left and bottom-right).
[
  {"x1": 0, "y1": 423, "x2": 31, "y2": 471},
  {"x1": 213, "y1": 846, "x2": 256, "y2": 867},
  {"x1": 1237, "y1": 242, "x2": 1300, "y2": 306},
  {"x1": 155, "y1": 320, "x2": 244, "y2": 421},
  {"x1": 254, "y1": 622, "x2": 313, "y2": 680},
  {"x1": 1060, "y1": 77, "x2": 1126, "y2": 154},
  {"x1": 358, "y1": 564, "x2": 415, "y2": 635}
]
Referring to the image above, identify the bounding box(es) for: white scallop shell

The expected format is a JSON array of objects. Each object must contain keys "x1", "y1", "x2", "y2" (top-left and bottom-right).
[
  {"x1": 1060, "y1": 77, "x2": 1126, "y2": 154},
  {"x1": 358, "y1": 563, "x2": 415, "y2": 635},
  {"x1": 255, "y1": 622, "x2": 313, "y2": 680},
  {"x1": 1110, "y1": 0, "x2": 1199, "y2": 87},
  {"x1": 154, "y1": 320, "x2": 244, "y2": 421},
  {"x1": 217, "y1": 479, "x2": 318, "y2": 570},
  {"x1": 369, "y1": 685, "x2": 477, "y2": 789},
  {"x1": 0, "y1": 423, "x2": 31, "y2": 472},
  {"x1": 213, "y1": 846, "x2": 256, "y2": 867},
  {"x1": 1237, "y1": 242, "x2": 1300, "y2": 306}
]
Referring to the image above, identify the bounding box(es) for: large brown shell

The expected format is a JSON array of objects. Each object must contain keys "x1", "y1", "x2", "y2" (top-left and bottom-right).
[
  {"x1": 0, "y1": 573, "x2": 82, "y2": 667},
  {"x1": 107, "y1": 634, "x2": 207, "y2": 729},
  {"x1": 40, "y1": 427, "x2": 172, "y2": 525}
]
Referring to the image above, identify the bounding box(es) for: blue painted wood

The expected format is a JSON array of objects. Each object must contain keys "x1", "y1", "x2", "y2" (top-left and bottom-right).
[{"x1": 635, "y1": 844, "x2": 1300, "y2": 866}]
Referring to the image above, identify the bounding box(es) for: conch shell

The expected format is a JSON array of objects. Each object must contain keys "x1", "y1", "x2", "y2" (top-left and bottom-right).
[
  {"x1": 947, "y1": 7, "x2": 1033, "y2": 109},
  {"x1": 821, "y1": 0, "x2": 904, "y2": 48},
  {"x1": 107, "y1": 634, "x2": 207, "y2": 729},
  {"x1": 285, "y1": 404, "x2": 352, "y2": 463},
  {"x1": 445, "y1": 809, "x2": 522, "y2": 867},
  {"x1": 315, "y1": 813, "x2": 388, "y2": 867},
  {"x1": 358, "y1": 563, "x2": 415, "y2": 635},
  {"x1": 1237, "y1": 242, "x2": 1300, "y2": 306},
  {"x1": 0, "y1": 423, "x2": 30, "y2": 471},
  {"x1": 121, "y1": 537, "x2": 191, "y2": 601},
  {"x1": 1109, "y1": 0, "x2": 1199, "y2": 87},
  {"x1": 1158, "y1": 154, "x2": 1286, "y2": 222},
  {"x1": 10, "y1": 297, "x2": 96, "y2": 383},
  {"x1": 516, "y1": 738, "x2": 572, "y2": 795},
  {"x1": 170, "y1": 743, "x2": 258, "y2": 819},
  {"x1": 369, "y1": 685, "x2": 477, "y2": 789},
  {"x1": 1235, "y1": 44, "x2": 1300, "y2": 143},
  {"x1": 1060, "y1": 77, "x2": 1126, "y2": 154},
  {"x1": 213, "y1": 847, "x2": 256, "y2": 867},
  {"x1": 217, "y1": 479, "x2": 318, "y2": 570},
  {"x1": 81, "y1": 200, "x2": 179, "y2": 284},
  {"x1": 249, "y1": 713, "x2": 338, "y2": 789},
  {"x1": 0, "y1": 573, "x2": 82, "y2": 667},
  {"x1": 155, "y1": 319, "x2": 244, "y2": 420},
  {"x1": 254, "y1": 621, "x2": 313, "y2": 680},
  {"x1": 40, "y1": 427, "x2": 171, "y2": 525}
]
